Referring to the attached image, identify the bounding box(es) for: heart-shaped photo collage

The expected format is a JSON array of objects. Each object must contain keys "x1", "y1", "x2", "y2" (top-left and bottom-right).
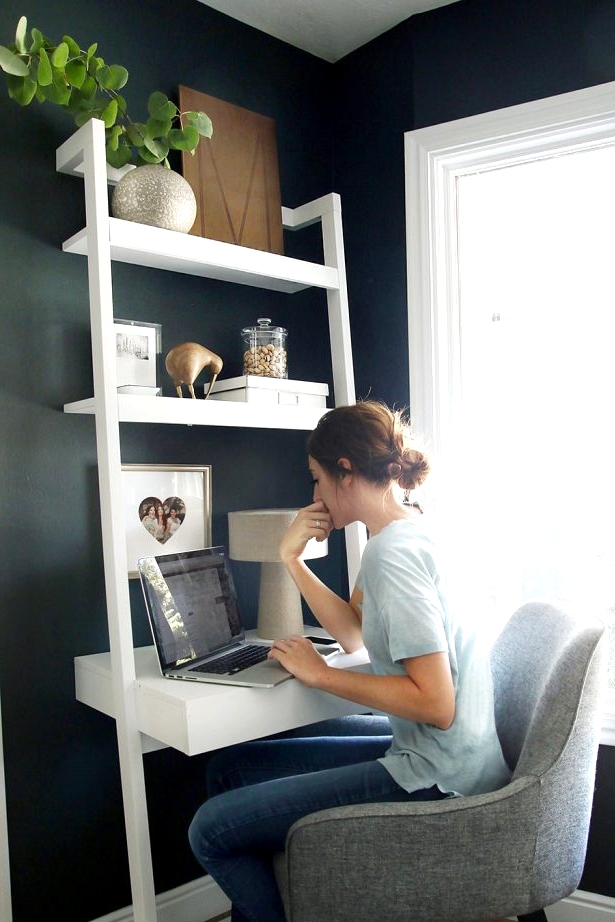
[{"x1": 139, "y1": 496, "x2": 186, "y2": 546}]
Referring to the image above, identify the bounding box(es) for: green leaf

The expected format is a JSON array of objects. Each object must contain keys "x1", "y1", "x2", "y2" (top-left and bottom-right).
[
  {"x1": 15, "y1": 16, "x2": 27, "y2": 54},
  {"x1": 36, "y1": 47, "x2": 52, "y2": 86},
  {"x1": 74, "y1": 109, "x2": 94, "y2": 127},
  {"x1": 126, "y1": 123, "x2": 147, "y2": 147},
  {"x1": 87, "y1": 55, "x2": 102, "y2": 76},
  {"x1": 29, "y1": 28, "x2": 45, "y2": 55},
  {"x1": 101, "y1": 98, "x2": 118, "y2": 129},
  {"x1": 106, "y1": 142, "x2": 132, "y2": 169},
  {"x1": 113, "y1": 92, "x2": 128, "y2": 117},
  {"x1": 51, "y1": 41, "x2": 69, "y2": 69},
  {"x1": 67, "y1": 84, "x2": 102, "y2": 113},
  {"x1": 49, "y1": 66, "x2": 71, "y2": 100},
  {"x1": 168, "y1": 125, "x2": 199, "y2": 151},
  {"x1": 137, "y1": 148, "x2": 163, "y2": 164},
  {"x1": 142, "y1": 135, "x2": 169, "y2": 161},
  {"x1": 6, "y1": 73, "x2": 37, "y2": 105},
  {"x1": 186, "y1": 110, "x2": 213, "y2": 139},
  {"x1": 65, "y1": 87, "x2": 84, "y2": 113},
  {"x1": 62, "y1": 35, "x2": 81, "y2": 58},
  {"x1": 78, "y1": 75, "x2": 97, "y2": 99},
  {"x1": 147, "y1": 91, "x2": 177, "y2": 121},
  {"x1": 39, "y1": 81, "x2": 70, "y2": 105},
  {"x1": 105, "y1": 124, "x2": 122, "y2": 151},
  {"x1": 146, "y1": 115, "x2": 172, "y2": 139},
  {"x1": 111, "y1": 64, "x2": 128, "y2": 89},
  {"x1": 147, "y1": 90, "x2": 167, "y2": 113},
  {"x1": 39, "y1": 71, "x2": 71, "y2": 105},
  {"x1": 95, "y1": 63, "x2": 111, "y2": 87},
  {"x1": 0, "y1": 45, "x2": 29, "y2": 77},
  {"x1": 86, "y1": 43, "x2": 98, "y2": 58},
  {"x1": 72, "y1": 94, "x2": 103, "y2": 117},
  {"x1": 65, "y1": 58, "x2": 86, "y2": 88},
  {"x1": 97, "y1": 63, "x2": 128, "y2": 91}
]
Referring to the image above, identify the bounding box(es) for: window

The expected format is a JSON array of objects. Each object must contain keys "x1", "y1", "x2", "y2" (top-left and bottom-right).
[{"x1": 405, "y1": 82, "x2": 615, "y2": 742}]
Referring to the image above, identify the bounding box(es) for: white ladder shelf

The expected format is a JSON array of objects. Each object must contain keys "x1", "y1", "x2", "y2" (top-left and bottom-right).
[{"x1": 56, "y1": 118, "x2": 365, "y2": 922}]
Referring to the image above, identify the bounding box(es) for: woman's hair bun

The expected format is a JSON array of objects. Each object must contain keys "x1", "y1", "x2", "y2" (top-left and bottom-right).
[{"x1": 398, "y1": 450, "x2": 430, "y2": 491}]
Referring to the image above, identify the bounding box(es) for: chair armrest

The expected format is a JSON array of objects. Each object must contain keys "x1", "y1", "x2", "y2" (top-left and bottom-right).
[{"x1": 282, "y1": 776, "x2": 541, "y2": 922}]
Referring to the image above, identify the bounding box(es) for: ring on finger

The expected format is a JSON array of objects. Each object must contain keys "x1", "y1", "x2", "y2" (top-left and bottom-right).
[{"x1": 316, "y1": 519, "x2": 321, "y2": 529}]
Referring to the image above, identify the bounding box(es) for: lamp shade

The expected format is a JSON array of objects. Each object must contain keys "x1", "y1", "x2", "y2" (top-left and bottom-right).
[{"x1": 228, "y1": 509, "x2": 328, "y2": 639}]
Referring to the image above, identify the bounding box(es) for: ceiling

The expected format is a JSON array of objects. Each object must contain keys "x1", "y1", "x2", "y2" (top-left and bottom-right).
[{"x1": 198, "y1": 0, "x2": 462, "y2": 63}]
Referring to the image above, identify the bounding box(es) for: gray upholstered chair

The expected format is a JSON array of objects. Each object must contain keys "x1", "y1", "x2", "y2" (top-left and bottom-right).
[{"x1": 274, "y1": 601, "x2": 606, "y2": 922}]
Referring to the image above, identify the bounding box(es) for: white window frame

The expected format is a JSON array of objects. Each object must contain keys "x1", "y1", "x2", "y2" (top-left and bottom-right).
[{"x1": 405, "y1": 81, "x2": 615, "y2": 745}]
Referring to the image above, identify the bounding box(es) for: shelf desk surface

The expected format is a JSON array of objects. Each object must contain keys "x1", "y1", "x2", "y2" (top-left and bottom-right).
[{"x1": 75, "y1": 644, "x2": 372, "y2": 756}]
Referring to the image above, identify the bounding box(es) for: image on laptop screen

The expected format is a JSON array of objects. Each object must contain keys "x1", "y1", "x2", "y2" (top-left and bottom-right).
[{"x1": 140, "y1": 547, "x2": 244, "y2": 670}]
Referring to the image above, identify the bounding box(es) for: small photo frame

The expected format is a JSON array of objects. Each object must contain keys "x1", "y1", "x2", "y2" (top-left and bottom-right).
[
  {"x1": 122, "y1": 464, "x2": 212, "y2": 578},
  {"x1": 114, "y1": 318, "x2": 161, "y2": 389}
]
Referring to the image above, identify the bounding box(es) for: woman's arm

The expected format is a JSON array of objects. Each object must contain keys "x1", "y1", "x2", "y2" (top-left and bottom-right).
[
  {"x1": 269, "y1": 638, "x2": 456, "y2": 730},
  {"x1": 280, "y1": 504, "x2": 364, "y2": 653},
  {"x1": 284, "y1": 557, "x2": 364, "y2": 652}
]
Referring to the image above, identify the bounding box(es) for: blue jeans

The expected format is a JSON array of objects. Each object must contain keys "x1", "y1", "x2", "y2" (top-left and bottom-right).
[{"x1": 188, "y1": 716, "x2": 445, "y2": 922}]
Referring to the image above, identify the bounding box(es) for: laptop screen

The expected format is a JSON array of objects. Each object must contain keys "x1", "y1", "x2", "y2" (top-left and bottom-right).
[{"x1": 138, "y1": 547, "x2": 245, "y2": 670}]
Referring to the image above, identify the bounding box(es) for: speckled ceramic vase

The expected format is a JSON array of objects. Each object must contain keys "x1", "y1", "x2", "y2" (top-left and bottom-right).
[{"x1": 111, "y1": 164, "x2": 197, "y2": 233}]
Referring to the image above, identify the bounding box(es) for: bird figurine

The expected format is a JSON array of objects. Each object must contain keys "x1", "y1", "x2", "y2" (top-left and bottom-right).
[{"x1": 165, "y1": 342, "x2": 223, "y2": 399}]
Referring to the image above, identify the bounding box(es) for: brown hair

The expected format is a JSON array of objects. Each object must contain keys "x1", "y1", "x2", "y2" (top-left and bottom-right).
[{"x1": 307, "y1": 400, "x2": 430, "y2": 492}]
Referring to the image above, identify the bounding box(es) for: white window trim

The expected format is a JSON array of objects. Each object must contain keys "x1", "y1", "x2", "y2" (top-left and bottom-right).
[
  {"x1": 404, "y1": 81, "x2": 615, "y2": 745},
  {"x1": 602, "y1": 692, "x2": 615, "y2": 746}
]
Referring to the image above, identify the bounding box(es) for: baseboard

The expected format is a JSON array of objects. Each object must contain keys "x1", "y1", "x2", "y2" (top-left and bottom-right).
[
  {"x1": 91, "y1": 882, "x2": 615, "y2": 922},
  {"x1": 547, "y1": 891, "x2": 615, "y2": 922},
  {"x1": 92, "y1": 875, "x2": 230, "y2": 922}
]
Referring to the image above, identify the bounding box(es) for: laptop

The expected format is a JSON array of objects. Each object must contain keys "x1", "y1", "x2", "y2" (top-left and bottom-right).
[{"x1": 138, "y1": 546, "x2": 330, "y2": 687}]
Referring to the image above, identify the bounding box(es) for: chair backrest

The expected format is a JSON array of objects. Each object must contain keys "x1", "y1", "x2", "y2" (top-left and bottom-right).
[
  {"x1": 490, "y1": 601, "x2": 605, "y2": 776},
  {"x1": 489, "y1": 601, "x2": 606, "y2": 907}
]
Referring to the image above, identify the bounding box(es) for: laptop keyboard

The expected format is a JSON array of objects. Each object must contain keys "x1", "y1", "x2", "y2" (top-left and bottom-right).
[{"x1": 190, "y1": 644, "x2": 269, "y2": 676}]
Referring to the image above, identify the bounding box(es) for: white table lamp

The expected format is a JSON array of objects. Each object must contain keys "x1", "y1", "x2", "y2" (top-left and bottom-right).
[{"x1": 228, "y1": 508, "x2": 328, "y2": 639}]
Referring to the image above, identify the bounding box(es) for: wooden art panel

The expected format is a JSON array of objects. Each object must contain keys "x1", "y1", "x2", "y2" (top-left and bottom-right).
[{"x1": 179, "y1": 86, "x2": 284, "y2": 254}]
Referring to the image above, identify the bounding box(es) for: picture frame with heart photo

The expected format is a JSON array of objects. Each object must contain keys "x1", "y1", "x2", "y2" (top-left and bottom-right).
[{"x1": 121, "y1": 464, "x2": 212, "y2": 577}]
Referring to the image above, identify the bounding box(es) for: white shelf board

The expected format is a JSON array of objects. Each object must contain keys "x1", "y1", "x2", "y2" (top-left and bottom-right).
[
  {"x1": 75, "y1": 646, "x2": 370, "y2": 756},
  {"x1": 62, "y1": 219, "x2": 340, "y2": 292},
  {"x1": 63, "y1": 394, "x2": 327, "y2": 429}
]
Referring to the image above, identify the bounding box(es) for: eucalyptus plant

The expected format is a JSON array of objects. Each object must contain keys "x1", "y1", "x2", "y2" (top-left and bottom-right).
[{"x1": 0, "y1": 15, "x2": 213, "y2": 168}]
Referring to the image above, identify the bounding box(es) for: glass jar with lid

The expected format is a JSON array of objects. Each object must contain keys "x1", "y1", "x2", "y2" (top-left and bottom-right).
[{"x1": 241, "y1": 318, "x2": 288, "y2": 378}]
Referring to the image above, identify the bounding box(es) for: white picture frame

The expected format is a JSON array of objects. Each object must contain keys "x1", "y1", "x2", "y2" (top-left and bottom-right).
[
  {"x1": 114, "y1": 318, "x2": 161, "y2": 389},
  {"x1": 121, "y1": 464, "x2": 212, "y2": 577}
]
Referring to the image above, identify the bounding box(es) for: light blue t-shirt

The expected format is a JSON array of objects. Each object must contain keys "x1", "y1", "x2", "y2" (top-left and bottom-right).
[{"x1": 356, "y1": 518, "x2": 511, "y2": 796}]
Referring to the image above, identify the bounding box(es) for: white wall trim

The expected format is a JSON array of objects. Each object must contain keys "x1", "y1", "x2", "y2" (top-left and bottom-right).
[
  {"x1": 90, "y1": 875, "x2": 230, "y2": 922},
  {"x1": 548, "y1": 890, "x2": 615, "y2": 922},
  {"x1": 601, "y1": 692, "x2": 615, "y2": 746},
  {"x1": 88, "y1": 882, "x2": 615, "y2": 922}
]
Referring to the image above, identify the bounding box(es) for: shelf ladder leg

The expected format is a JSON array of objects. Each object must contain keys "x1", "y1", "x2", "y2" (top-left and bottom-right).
[{"x1": 76, "y1": 118, "x2": 159, "y2": 922}]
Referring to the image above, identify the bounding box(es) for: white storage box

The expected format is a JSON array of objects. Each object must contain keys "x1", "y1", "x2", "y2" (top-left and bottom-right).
[{"x1": 209, "y1": 375, "x2": 329, "y2": 407}]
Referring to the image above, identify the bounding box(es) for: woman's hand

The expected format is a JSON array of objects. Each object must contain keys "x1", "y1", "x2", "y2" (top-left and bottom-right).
[
  {"x1": 276, "y1": 503, "x2": 363, "y2": 654},
  {"x1": 271, "y1": 643, "x2": 455, "y2": 728},
  {"x1": 279, "y1": 501, "x2": 331, "y2": 564},
  {"x1": 268, "y1": 635, "x2": 330, "y2": 687}
]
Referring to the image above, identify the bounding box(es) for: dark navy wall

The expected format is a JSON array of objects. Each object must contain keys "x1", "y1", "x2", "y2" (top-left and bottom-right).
[
  {"x1": 333, "y1": 0, "x2": 615, "y2": 409},
  {"x1": 1, "y1": 0, "x2": 614, "y2": 919},
  {"x1": 333, "y1": 0, "x2": 615, "y2": 899},
  {"x1": 0, "y1": 1, "x2": 339, "y2": 919}
]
